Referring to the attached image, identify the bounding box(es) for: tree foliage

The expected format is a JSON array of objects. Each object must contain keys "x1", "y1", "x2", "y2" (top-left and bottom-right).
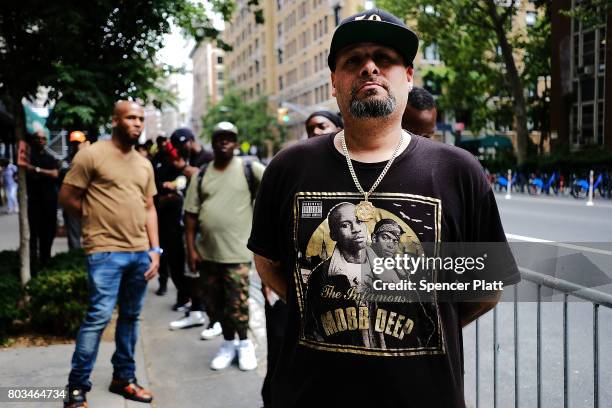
[
  {"x1": 0, "y1": 1, "x2": 237, "y2": 135},
  {"x1": 377, "y1": 0, "x2": 550, "y2": 163},
  {"x1": 561, "y1": 0, "x2": 611, "y2": 26},
  {"x1": 521, "y1": 1, "x2": 551, "y2": 154},
  {"x1": 200, "y1": 89, "x2": 286, "y2": 149},
  {"x1": 0, "y1": 0, "x2": 244, "y2": 284}
]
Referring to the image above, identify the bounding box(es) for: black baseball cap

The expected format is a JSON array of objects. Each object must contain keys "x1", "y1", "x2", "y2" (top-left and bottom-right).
[
  {"x1": 170, "y1": 128, "x2": 195, "y2": 146},
  {"x1": 328, "y1": 9, "x2": 419, "y2": 71}
]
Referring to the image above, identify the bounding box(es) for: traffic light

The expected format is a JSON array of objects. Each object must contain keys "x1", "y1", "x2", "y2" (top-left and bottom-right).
[{"x1": 277, "y1": 107, "x2": 290, "y2": 123}]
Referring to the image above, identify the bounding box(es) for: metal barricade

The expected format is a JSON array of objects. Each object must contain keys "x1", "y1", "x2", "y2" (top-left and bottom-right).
[{"x1": 470, "y1": 266, "x2": 612, "y2": 408}]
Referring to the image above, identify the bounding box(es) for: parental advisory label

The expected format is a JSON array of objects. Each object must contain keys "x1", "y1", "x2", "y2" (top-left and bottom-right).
[{"x1": 301, "y1": 201, "x2": 323, "y2": 218}]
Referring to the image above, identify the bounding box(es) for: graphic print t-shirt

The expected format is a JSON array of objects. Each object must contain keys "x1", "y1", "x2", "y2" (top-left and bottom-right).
[{"x1": 248, "y1": 133, "x2": 520, "y2": 408}]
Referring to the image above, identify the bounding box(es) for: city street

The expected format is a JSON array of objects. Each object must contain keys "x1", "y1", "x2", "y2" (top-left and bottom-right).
[
  {"x1": 1, "y1": 1, "x2": 610, "y2": 407},
  {"x1": 1, "y1": 193, "x2": 611, "y2": 407},
  {"x1": 495, "y1": 192, "x2": 612, "y2": 242}
]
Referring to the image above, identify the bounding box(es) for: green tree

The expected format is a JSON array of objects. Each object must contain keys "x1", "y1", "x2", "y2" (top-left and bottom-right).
[
  {"x1": 562, "y1": 0, "x2": 612, "y2": 26},
  {"x1": 377, "y1": 0, "x2": 548, "y2": 164},
  {"x1": 201, "y1": 89, "x2": 286, "y2": 151},
  {"x1": 521, "y1": 0, "x2": 551, "y2": 155},
  {"x1": 0, "y1": 0, "x2": 239, "y2": 284}
]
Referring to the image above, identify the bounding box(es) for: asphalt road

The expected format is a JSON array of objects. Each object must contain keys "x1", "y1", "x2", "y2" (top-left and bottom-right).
[{"x1": 495, "y1": 192, "x2": 612, "y2": 242}]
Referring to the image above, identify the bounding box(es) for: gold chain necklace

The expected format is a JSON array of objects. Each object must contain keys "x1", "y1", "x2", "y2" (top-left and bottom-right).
[{"x1": 340, "y1": 130, "x2": 404, "y2": 222}]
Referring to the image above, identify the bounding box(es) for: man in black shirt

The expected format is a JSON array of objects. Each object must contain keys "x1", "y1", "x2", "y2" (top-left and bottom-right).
[
  {"x1": 23, "y1": 130, "x2": 60, "y2": 267},
  {"x1": 402, "y1": 86, "x2": 437, "y2": 138},
  {"x1": 169, "y1": 128, "x2": 213, "y2": 178},
  {"x1": 152, "y1": 138, "x2": 189, "y2": 302},
  {"x1": 248, "y1": 9, "x2": 519, "y2": 408}
]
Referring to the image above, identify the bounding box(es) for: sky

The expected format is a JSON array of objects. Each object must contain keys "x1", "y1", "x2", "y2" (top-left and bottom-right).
[
  {"x1": 157, "y1": 27, "x2": 195, "y2": 120},
  {"x1": 156, "y1": 4, "x2": 225, "y2": 125}
]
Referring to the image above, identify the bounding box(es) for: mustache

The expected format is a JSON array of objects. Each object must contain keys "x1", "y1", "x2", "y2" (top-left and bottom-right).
[{"x1": 350, "y1": 77, "x2": 390, "y2": 97}]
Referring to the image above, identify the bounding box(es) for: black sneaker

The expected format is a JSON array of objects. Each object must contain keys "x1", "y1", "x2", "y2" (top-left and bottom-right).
[
  {"x1": 155, "y1": 285, "x2": 167, "y2": 296},
  {"x1": 172, "y1": 300, "x2": 191, "y2": 312},
  {"x1": 64, "y1": 387, "x2": 87, "y2": 408},
  {"x1": 109, "y1": 378, "x2": 153, "y2": 403}
]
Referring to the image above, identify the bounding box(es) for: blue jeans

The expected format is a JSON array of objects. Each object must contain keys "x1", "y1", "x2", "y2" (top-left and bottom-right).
[{"x1": 68, "y1": 251, "x2": 150, "y2": 391}]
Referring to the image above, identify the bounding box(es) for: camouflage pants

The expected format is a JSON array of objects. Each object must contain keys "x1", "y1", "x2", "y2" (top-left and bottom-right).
[{"x1": 198, "y1": 262, "x2": 250, "y2": 333}]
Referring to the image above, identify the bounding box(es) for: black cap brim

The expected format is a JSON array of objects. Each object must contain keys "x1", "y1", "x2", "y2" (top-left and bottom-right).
[{"x1": 328, "y1": 20, "x2": 418, "y2": 70}]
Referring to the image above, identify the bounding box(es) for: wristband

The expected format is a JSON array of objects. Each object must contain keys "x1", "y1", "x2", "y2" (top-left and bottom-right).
[{"x1": 150, "y1": 247, "x2": 164, "y2": 255}]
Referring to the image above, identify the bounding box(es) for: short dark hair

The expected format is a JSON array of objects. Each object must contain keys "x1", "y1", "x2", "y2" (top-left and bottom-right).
[
  {"x1": 305, "y1": 110, "x2": 344, "y2": 130},
  {"x1": 156, "y1": 135, "x2": 167, "y2": 146},
  {"x1": 408, "y1": 86, "x2": 436, "y2": 111}
]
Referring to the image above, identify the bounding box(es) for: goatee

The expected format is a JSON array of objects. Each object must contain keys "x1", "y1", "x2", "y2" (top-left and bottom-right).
[
  {"x1": 349, "y1": 89, "x2": 396, "y2": 118},
  {"x1": 117, "y1": 132, "x2": 140, "y2": 146}
]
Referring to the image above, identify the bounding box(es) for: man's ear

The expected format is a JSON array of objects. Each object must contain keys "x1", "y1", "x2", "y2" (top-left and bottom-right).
[
  {"x1": 111, "y1": 116, "x2": 117, "y2": 128},
  {"x1": 405, "y1": 65, "x2": 414, "y2": 83},
  {"x1": 331, "y1": 72, "x2": 337, "y2": 97}
]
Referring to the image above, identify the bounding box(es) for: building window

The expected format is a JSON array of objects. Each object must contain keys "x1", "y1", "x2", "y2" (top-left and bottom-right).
[
  {"x1": 217, "y1": 55, "x2": 223, "y2": 64},
  {"x1": 277, "y1": 48, "x2": 284, "y2": 64},
  {"x1": 255, "y1": 60, "x2": 260, "y2": 73},
  {"x1": 217, "y1": 71, "x2": 224, "y2": 80},
  {"x1": 279, "y1": 76, "x2": 284, "y2": 90},
  {"x1": 570, "y1": 3, "x2": 606, "y2": 147},
  {"x1": 423, "y1": 43, "x2": 440, "y2": 63},
  {"x1": 334, "y1": 5, "x2": 342, "y2": 26}
]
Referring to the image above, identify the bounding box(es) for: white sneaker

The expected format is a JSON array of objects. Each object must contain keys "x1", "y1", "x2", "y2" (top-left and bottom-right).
[
  {"x1": 169, "y1": 311, "x2": 206, "y2": 330},
  {"x1": 200, "y1": 322, "x2": 222, "y2": 340},
  {"x1": 210, "y1": 340, "x2": 237, "y2": 370},
  {"x1": 237, "y1": 339, "x2": 257, "y2": 371}
]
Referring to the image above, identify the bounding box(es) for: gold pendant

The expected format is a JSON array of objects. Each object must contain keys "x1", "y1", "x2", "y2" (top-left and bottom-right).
[{"x1": 355, "y1": 200, "x2": 375, "y2": 222}]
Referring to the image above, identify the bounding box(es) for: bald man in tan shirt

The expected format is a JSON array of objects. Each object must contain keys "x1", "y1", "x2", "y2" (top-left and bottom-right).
[{"x1": 60, "y1": 101, "x2": 159, "y2": 408}]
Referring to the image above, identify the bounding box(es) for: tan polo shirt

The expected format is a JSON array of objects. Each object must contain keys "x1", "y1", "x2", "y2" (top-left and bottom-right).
[{"x1": 63, "y1": 140, "x2": 156, "y2": 254}]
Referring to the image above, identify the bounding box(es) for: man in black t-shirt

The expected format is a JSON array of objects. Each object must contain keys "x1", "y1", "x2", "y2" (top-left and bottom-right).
[
  {"x1": 248, "y1": 9, "x2": 519, "y2": 408},
  {"x1": 23, "y1": 130, "x2": 60, "y2": 267},
  {"x1": 151, "y1": 138, "x2": 189, "y2": 303},
  {"x1": 402, "y1": 86, "x2": 437, "y2": 138},
  {"x1": 169, "y1": 127, "x2": 213, "y2": 178}
]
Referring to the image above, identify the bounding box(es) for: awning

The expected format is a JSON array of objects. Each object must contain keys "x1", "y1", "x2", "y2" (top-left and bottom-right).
[{"x1": 459, "y1": 135, "x2": 512, "y2": 151}]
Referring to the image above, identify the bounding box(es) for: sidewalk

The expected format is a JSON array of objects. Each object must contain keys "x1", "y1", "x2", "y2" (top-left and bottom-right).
[{"x1": 0, "y1": 212, "x2": 268, "y2": 407}]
